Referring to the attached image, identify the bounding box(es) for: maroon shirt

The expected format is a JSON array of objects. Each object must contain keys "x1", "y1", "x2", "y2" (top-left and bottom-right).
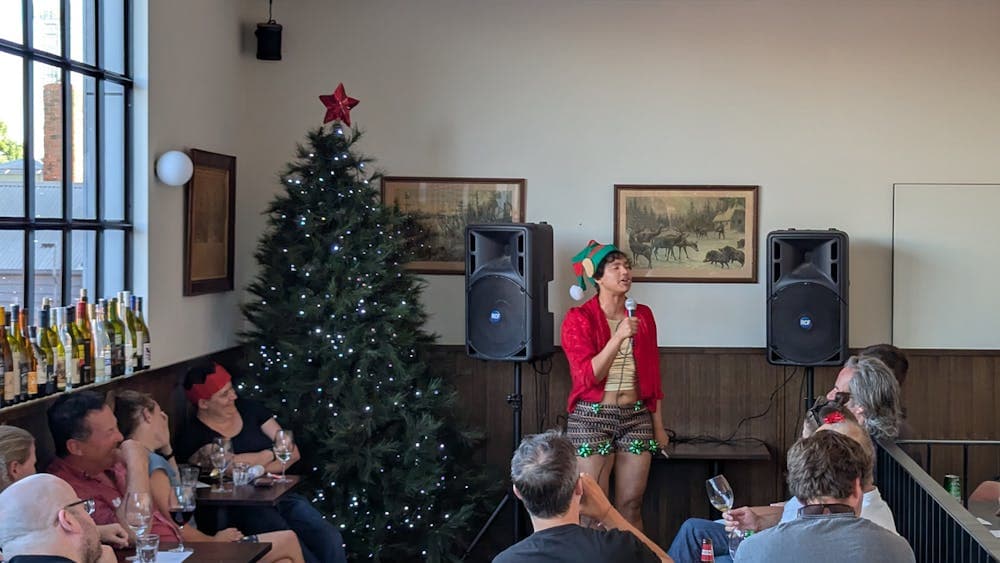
[{"x1": 47, "y1": 457, "x2": 179, "y2": 541}]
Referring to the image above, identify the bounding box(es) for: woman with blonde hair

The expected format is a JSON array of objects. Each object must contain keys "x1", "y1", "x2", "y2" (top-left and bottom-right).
[
  {"x1": 107, "y1": 390, "x2": 305, "y2": 563},
  {"x1": 0, "y1": 424, "x2": 129, "y2": 549}
]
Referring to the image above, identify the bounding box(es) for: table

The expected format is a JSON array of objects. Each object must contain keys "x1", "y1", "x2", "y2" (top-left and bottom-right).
[
  {"x1": 197, "y1": 475, "x2": 302, "y2": 529},
  {"x1": 661, "y1": 441, "x2": 771, "y2": 476},
  {"x1": 115, "y1": 541, "x2": 271, "y2": 563},
  {"x1": 197, "y1": 475, "x2": 302, "y2": 507},
  {"x1": 968, "y1": 500, "x2": 1000, "y2": 539}
]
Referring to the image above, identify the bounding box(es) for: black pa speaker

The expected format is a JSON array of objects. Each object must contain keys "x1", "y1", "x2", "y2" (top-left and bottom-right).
[
  {"x1": 466, "y1": 223, "x2": 554, "y2": 361},
  {"x1": 255, "y1": 22, "x2": 283, "y2": 61},
  {"x1": 766, "y1": 229, "x2": 849, "y2": 366}
]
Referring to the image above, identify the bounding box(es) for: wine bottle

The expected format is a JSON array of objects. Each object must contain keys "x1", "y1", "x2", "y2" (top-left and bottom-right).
[
  {"x1": 118, "y1": 291, "x2": 136, "y2": 375},
  {"x1": 52, "y1": 307, "x2": 70, "y2": 392},
  {"x1": 39, "y1": 308, "x2": 58, "y2": 396},
  {"x1": 134, "y1": 296, "x2": 151, "y2": 370},
  {"x1": 103, "y1": 299, "x2": 123, "y2": 378},
  {"x1": 63, "y1": 306, "x2": 82, "y2": 390},
  {"x1": 18, "y1": 308, "x2": 34, "y2": 401},
  {"x1": 5, "y1": 307, "x2": 22, "y2": 406},
  {"x1": 75, "y1": 300, "x2": 93, "y2": 384},
  {"x1": 0, "y1": 308, "x2": 12, "y2": 408},
  {"x1": 29, "y1": 324, "x2": 49, "y2": 399},
  {"x1": 92, "y1": 303, "x2": 112, "y2": 384}
]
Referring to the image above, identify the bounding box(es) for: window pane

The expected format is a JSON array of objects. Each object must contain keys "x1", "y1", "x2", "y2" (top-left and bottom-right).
[
  {"x1": 0, "y1": 231, "x2": 24, "y2": 307},
  {"x1": 0, "y1": 0, "x2": 22, "y2": 44},
  {"x1": 101, "y1": 0, "x2": 125, "y2": 74},
  {"x1": 33, "y1": 61, "x2": 62, "y2": 218},
  {"x1": 32, "y1": 0, "x2": 61, "y2": 55},
  {"x1": 0, "y1": 51, "x2": 26, "y2": 217},
  {"x1": 101, "y1": 228, "x2": 124, "y2": 297},
  {"x1": 101, "y1": 81, "x2": 124, "y2": 221},
  {"x1": 33, "y1": 229, "x2": 62, "y2": 310},
  {"x1": 71, "y1": 229, "x2": 95, "y2": 299},
  {"x1": 70, "y1": 0, "x2": 96, "y2": 65},
  {"x1": 71, "y1": 72, "x2": 96, "y2": 219}
]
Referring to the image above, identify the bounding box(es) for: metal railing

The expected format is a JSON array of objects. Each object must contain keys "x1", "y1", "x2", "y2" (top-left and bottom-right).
[
  {"x1": 896, "y1": 439, "x2": 1000, "y2": 506},
  {"x1": 877, "y1": 439, "x2": 1000, "y2": 562}
]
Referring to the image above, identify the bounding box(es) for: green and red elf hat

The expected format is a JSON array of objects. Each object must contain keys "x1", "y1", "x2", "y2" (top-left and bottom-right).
[{"x1": 569, "y1": 240, "x2": 620, "y2": 300}]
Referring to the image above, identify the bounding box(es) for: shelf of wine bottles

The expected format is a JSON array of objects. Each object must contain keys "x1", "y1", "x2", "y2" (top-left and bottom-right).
[{"x1": 0, "y1": 289, "x2": 152, "y2": 410}]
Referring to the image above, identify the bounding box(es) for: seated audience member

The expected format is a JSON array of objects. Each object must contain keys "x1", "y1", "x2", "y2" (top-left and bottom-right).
[
  {"x1": 858, "y1": 344, "x2": 909, "y2": 388},
  {"x1": 108, "y1": 390, "x2": 305, "y2": 562},
  {"x1": 0, "y1": 473, "x2": 115, "y2": 563},
  {"x1": 46, "y1": 391, "x2": 165, "y2": 544},
  {"x1": 0, "y1": 425, "x2": 128, "y2": 549},
  {"x1": 668, "y1": 405, "x2": 896, "y2": 563},
  {"x1": 804, "y1": 355, "x2": 903, "y2": 441},
  {"x1": 733, "y1": 431, "x2": 914, "y2": 562},
  {"x1": 175, "y1": 363, "x2": 346, "y2": 563},
  {"x1": 493, "y1": 430, "x2": 670, "y2": 563}
]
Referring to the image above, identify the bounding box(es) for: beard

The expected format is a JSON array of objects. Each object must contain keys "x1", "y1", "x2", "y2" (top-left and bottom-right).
[{"x1": 81, "y1": 522, "x2": 105, "y2": 563}]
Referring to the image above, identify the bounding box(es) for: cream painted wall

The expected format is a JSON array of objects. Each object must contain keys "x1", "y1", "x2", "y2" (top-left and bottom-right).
[
  {"x1": 143, "y1": 0, "x2": 1000, "y2": 359},
  {"x1": 139, "y1": 0, "x2": 252, "y2": 366},
  {"x1": 228, "y1": 0, "x2": 1000, "y2": 348}
]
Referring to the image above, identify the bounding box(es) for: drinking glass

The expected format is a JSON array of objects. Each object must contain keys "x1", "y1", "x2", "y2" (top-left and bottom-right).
[
  {"x1": 705, "y1": 474, "x2": 745, "y2": 554},
  {"x1": 169, "y1": 485, "x2": 196, "y2": 552},
  {"x1": 123, "y1": 492, "x2": 152, "y2": 561},
  {"x1": 705, "y1": 474, "x2": 734, "y2": 513},
  {"x1": 272, "y1": 429, "x2": 294, "y2": 483},
  {"x1": 232, "y1": 461, "x2": 251, "y2": 488},
  {"x1": 179, "y1": 464, "x2": 200, "y2": 488},
  {"x1": 136, "y1": 534, "x2": 160, "y2": 563},
  {"x1": 209, "y1": 438, "x2": 233, "y2": 492}
]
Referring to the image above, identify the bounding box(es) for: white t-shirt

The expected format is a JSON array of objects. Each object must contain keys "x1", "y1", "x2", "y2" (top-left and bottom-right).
[{"x1": 780, "y1": 487, "x2": 898, "y2": 534}]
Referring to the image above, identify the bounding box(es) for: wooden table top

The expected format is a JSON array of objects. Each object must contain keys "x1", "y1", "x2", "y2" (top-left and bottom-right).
[
  {"x1": 968, "y1": 500, "x2": 1000, "y2": 528},
  {"x1": 662, "y1": 441, "x2": 771, "y2": 461},
  {"x1": 196, "y1": 475, "x2": 302, "y2": 507},
  {"x1": 115, "y1": 541, "x2": 271, "y2": 562}
]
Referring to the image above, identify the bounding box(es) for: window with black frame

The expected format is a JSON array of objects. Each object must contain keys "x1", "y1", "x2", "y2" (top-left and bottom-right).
[{"x1": 0, "y1": 0, "x2": 132, "y2": 317}]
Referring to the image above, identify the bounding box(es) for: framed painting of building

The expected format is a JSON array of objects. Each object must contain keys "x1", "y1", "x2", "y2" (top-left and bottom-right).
[
  {"x1": 381, "y1": 177, "x2": 526, "y2": 274},
  {"x1": 613, "y1": 185, "x2": 759, "y2": 283}
]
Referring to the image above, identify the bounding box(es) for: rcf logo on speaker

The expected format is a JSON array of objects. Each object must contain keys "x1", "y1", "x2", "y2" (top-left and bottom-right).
[{"x1": 490, "y1": 310, "x2": 502, "y2": 324}]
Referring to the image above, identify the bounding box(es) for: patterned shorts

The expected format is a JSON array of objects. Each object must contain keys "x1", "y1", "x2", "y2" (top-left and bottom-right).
[{"x1": 566, "y1": 401, "x2": 657, "y2": 457}]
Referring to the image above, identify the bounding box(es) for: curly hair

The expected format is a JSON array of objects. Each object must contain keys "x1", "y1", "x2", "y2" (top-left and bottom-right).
[{"x1": 844, "y1": 355, "x2": 903, "y2": 440}]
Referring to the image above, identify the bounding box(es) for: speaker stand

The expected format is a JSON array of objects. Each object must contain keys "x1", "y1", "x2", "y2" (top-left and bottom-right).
[
  {"x1": 804, "y1": 365, "x2": 815, "y2": 412},
  {"x1": 462, "y1": 362, "x2": 525, "y2": 560}
]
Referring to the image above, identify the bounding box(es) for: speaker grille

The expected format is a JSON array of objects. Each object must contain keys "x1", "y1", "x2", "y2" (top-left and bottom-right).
[
  {"x1": 768, "y1": 282, "x2": 842, "y2": 365},
  {"x1": 467, "y1": 275, "x2": 528, "y2": 359}
]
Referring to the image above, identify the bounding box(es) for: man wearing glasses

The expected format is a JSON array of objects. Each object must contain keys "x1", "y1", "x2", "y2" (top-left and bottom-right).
[{"x1": 0, "y1": 473, "x2": 114, "y2": 562}]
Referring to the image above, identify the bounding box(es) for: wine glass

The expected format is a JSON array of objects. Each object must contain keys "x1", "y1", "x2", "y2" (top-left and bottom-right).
[
  {"x1": 123, "y1": 492, "x2": 152, "y2": 561},
  {"x1": 273, "y1": 430, "x2": 294, "y2": 483},
  {"x1": 169, "y1": 485, "x2": 196, "y2": 552},
  {"x1": 706, "y1": 474, "x2": 744, "y2": 554},
  {"x1": 209, "y1": 438, "x2": 233, "y2": 492},
  {"x1": 706, "y1": 474, "x2": 734, "y2": 514}
]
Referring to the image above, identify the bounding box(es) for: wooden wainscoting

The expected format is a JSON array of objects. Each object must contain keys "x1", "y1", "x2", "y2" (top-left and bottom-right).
[{"x1": 437, "y1": 345, "x2": 1000, "y2": 557}]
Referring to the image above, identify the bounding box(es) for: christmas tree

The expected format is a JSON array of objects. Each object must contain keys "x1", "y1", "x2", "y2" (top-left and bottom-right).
[{"x1": 241, "y1": 84, "x2": 494, "y2": 561}]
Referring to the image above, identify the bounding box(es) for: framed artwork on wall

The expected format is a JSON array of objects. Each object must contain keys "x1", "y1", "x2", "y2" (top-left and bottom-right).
[
  {"x1": 381, "y1": 176, "x2": 526, "y2": 274},
  {"x1": 184, "y1": 149, "x2": 236, "y2": 295},
  {"x1": 613, "y1": 185, "x2": 759, "y2": 283}
]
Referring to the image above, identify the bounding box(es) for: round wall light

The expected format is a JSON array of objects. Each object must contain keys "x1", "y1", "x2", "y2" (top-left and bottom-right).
[{"x1": 155, "y1": 150, "x2": 193, "y2": 186}]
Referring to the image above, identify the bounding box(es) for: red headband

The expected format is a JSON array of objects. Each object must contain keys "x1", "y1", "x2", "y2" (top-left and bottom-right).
[
  {"x1": 823, "y1": 412, "x2": 846, "y2": 425},
  {"x1": 186, "y1": 364, "x2": 232, "y2": 405}
]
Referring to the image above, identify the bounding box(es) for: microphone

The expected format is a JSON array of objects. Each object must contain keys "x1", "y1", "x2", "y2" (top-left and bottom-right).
[{"x1": 624, "y1": 297, "x2": 637, "y2": 317}]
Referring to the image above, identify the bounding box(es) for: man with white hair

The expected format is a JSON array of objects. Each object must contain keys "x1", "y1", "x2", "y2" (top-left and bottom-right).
[{"x1": 0, "y1": 473, "x2": 114, "y2": 563}]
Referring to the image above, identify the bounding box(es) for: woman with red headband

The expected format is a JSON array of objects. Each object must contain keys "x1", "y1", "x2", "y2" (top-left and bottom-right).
[
  {"x1": 175, "y1": 363, "x2": 346, "y2": 563},
  {"x1": 561, "y1": 240, "x2": 667, "y2": 532}
]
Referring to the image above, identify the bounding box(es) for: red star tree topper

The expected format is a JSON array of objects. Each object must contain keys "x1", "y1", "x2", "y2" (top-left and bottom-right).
[{"x1": 319, "y1": 83, "x2": 360, "y2": 126}]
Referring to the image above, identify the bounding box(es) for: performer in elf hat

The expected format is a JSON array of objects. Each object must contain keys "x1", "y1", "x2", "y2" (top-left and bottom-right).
[{"x1": 561, "y1": 240, "x2": 667, "y2": 532}]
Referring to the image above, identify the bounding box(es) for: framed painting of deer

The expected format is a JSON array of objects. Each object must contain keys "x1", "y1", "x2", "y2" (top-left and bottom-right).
[{"x1": 613, "y1": 185, "x2": 759, "y2": 283}]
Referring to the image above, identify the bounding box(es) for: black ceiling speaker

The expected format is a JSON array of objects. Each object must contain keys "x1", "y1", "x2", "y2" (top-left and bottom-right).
[
  {"x1": 766, "y1": 229, "x2": 849, "y2": 366},
  {"x1": 255, "y1": 1, "x2": 282, "y2": 61},
  {"x1": 466, "y1": 223, "x2": 554, "y2": 362}
]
